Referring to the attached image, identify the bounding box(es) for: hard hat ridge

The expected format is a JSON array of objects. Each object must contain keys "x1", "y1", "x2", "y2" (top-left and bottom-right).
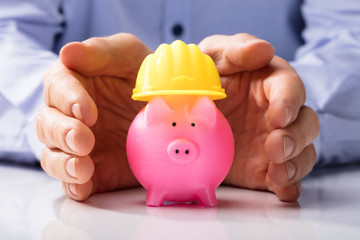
[{"x1": 132, "y1": 40, "x2": 226, "y2": 101}]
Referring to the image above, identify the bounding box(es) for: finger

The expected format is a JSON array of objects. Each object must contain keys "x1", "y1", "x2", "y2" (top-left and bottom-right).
[
  {"x1": 36, "y1": 107, "x2": 95, "y2": 156},
  {"x1": 263, "y1": 56, "x2": 306, "y2": 128},
  {"x1": 43, "y1": 61, "x2": 98, "y2": 127},
  {"x1": 267, "y1": 144, "x2": 317, "y2": 188},
  {"x1": 41, "y1": 147, "x2": 94, "y2": 184},
  {"x1": 198, "y1": 33, "x2": 274, "y2": 74},
  {"x1": 270, "y1": 182, "x2": 301, "y2": 202},
  {"x1": 60, "y1": 33, "x2": 152, "y2": 79},
  {"x1": 265, "y1": 106, "x2": 319, "y2": 163},
  {"x1": 63, "y1": 181, "x2": 93, "y2": 201}
]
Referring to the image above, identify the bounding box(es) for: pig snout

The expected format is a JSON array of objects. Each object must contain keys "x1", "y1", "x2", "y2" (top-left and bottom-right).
[{"x1": 167, "y1": 139, "x2": 198, "y2": 162}]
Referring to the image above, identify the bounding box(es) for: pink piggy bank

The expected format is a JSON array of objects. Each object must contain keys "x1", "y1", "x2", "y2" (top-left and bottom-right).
[{"x1": 126, "y1": 95, "x2": 234, "y2": 207}]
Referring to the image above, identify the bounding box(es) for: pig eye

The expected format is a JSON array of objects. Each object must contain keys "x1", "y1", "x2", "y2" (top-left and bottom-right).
[
  {"x1": 191, "y1": 122, "x2": 196, "y2": 127},
  {"x1": 172, "y1": 122, "x2": 177, "y2": 127}
]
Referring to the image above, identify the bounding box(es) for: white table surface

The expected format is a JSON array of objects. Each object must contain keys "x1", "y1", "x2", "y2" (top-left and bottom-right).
[{"x1": 1, "y1": 162, "x2": 360, "y2": 240}]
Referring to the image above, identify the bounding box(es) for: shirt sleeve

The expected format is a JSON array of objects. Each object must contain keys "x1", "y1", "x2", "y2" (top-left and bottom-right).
[
  {"x1": 290, "y1": 0, "x2": 360, "y2": 166},
  {"x1": 0, "y1": 0, "x2": 63, "y2": 162}
]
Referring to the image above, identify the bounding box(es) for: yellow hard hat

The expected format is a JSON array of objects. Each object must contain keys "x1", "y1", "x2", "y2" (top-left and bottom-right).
[{"x1": 132, "y1": 40, "x2": 226, "y2": 101}]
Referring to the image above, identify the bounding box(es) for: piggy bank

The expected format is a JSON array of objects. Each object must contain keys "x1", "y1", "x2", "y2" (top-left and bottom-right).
[
  {"x1": 126, "y1": 95, "x2": 234, "y2": 206},
  {"x1": 126, "y1": 40, "x2": 234, "y2": 207}
]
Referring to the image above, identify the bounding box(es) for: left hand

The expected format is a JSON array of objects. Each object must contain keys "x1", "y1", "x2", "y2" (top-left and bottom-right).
[
  {"x1": 37, "y1": 33, "x2": 152, "y2": 200},
  {"x1": 199, "y1": 34, "x2": 319, "y2": 202}
]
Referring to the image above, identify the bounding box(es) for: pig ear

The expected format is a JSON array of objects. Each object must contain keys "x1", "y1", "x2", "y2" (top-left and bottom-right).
[
  {"x1": 189, "y1": 96, "x2": 217, "y2": 125},
  {"x1": 144, "y1": 96, "x2": 173, "y2": 125}
]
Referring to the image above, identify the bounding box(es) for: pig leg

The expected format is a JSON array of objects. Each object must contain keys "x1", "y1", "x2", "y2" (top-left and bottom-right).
[
  {"x1": 146, "y1": 188, "x2": 166, "y2": 207},
  {"x1": 195, "y1": 188, "x2": 217, "y2": 207}
]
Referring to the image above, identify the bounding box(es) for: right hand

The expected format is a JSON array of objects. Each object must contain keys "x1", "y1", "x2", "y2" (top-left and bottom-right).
[
  {"x1": 199, "y1": 34, "x2": 319, "y2": 202},
  {"x1": 37, "y1": 33, "x2": 152, "y2": 200}
]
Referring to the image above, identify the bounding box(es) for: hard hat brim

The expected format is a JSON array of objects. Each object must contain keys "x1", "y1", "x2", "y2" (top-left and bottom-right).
[{"x1": 132, "y1": 90, "x2": 227, "y2": 101}]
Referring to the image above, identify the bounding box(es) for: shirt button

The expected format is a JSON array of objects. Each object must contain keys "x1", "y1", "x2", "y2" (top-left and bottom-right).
[{"x1": 172, "y1": 23, "x2": 184, "y2": 37}]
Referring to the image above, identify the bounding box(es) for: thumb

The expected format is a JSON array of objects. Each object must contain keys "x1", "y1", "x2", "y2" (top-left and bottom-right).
[
  {"x1": 59, "y1": 33, "x2": 152, "y2": 79},
  {"x1": 198, "y1": 34, "x2": 274, "y2": 75}
]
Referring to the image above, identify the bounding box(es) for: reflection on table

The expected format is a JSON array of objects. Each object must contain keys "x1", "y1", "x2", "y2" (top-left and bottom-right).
[{"x1": 1, "y1": 163, "x2": 360, "y2": 239}]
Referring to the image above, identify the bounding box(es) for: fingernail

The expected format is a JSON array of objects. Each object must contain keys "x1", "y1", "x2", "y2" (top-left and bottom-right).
[
  {"x1": 66, "y1": 129, "x2": 77, "y2": 152},
  {"x1": 66, "y1": 158, "x2": 77, "y2": 178},
  {"x1": 283, "y1": 136, "x2": 294, "y2": 159},
  {"x1": 285, "y1": 106, "x2": 293, "y2": 126},
  {"x1": 287, "y1": 161, "x2": 296, "y2": 180},
  {"x1": 72, "y1": 103, "x2": 83, "y2": 121},
  {"x1": 69, "y1": 184, "x2": 78, "y2": 196}
]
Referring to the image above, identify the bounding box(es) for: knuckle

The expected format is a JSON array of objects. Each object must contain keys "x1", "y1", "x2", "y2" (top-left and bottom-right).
[
  {"x1": 302, "y1": 106, "x2": 320, "y2": 138},
  {"x1": 36, "y1": 111, "x2": 45, "y2": 143},
  {"x1": 43, "y1": 61, "x2": 58, "y2": 84},
  {"x1": 40, "y1": 148, "x2": 48, "y2": 172},
  {"x1": 42, "y1": 75, "x2": 52, "y2": 106},
  {"x1": 51, "y1": 121, "x2": 61, "y2": 147},
  {"x1": 198, "y1": 34, "x2": 217, "y2": 46},
  {"x1": 45, "y1": 75, "x2": 59, "y2": 108},
  {"x1": 50, "y1": 113, "x2": 83, "y2": 153},
  {"x1": 44, "y1": 65, "x2": 83, "y2": 115},
  {"x1": 299, "y1": 80, "x2": 306, "y2": 104},
  {"x1": 84, "y1": 36, "x2": 106, "y2": 46},
  {"x1": 305, "y1": 105, "x2": 318, "y2": 122},
  {"x1": 51, "y1": 119, "x2": 70, "y2": 151},
  {"x1": 234, "y1": 33, "x2": 256, "y2": 40},
  {"x1": 120, "y1": 32, "x2": 140, "y2": 43},
  {"x1": 43, "y1": 61, "x2": 62, "y2": 106},
  {"x1": 311, "y1": 111, "x2": 320, "y2": 136},
  {"x1": 59, "y1": 156, "x2": 72, "y2": 180},
  {"x1": 41, "y1": 147, "x2": 60, "y2": 179},
  {"x1": 298, "y1": 129, "x2": 307, "y2": 152},
  {"x1": 308, "y1": 144, "x2": 317, "y2": 165}
]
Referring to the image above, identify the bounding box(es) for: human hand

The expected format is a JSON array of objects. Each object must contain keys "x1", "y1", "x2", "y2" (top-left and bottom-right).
[
  {"x1": 37, "y1": 33, "x2": 152, "y2": 200},
  {"x1": 199, "y1": 34, "x2": 319, "y2": 201}
]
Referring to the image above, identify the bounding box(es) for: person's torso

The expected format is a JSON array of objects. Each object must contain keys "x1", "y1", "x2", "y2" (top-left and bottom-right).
[{"x1": 56, "y1": 0, "x2": 304, "y2": 60}]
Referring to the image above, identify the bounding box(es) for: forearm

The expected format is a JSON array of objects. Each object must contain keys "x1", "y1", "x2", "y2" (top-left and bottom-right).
[
  {"x1": 0, "y1": 31, "x2": 57, "y2": 162},
  {"x1": 292, "y1": 59, "x2": 360, "y2": 166},
  {"x1": 291, "y1": 0, "x2": 360, "y2": 165},
  {"x1": 0, "y1": 0, "x2": 62, "y2": 162}
]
